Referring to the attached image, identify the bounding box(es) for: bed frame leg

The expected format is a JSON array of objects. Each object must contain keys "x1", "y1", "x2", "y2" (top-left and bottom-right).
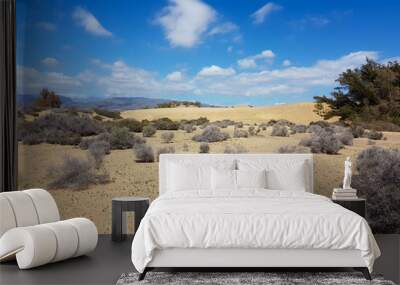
[
  {"x1": 138, "y1": 268, "x2": 148, "y2": 281},
  {"x1": 354, "y1": 267, "x2": 371, "y2": 280}
]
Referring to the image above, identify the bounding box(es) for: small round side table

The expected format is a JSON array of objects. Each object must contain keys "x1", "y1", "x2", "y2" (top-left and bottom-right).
[{"x1": 112, "y1": 197, "x2": 150, "y2": 242}]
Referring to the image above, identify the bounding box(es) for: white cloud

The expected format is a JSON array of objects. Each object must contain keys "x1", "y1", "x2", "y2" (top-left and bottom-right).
[
  {"x1": 17, "y1": 66, "x2": 82, "y2": 96},
  {"x1": 237, "y1": 58, "x2": 256, "y2": 69},
  {"x1": 227, "y1": 46, "x2": 233, "y2": 53},
  {"x1": 36, "y1": 21, "x2": 56, "y2": 31},
  {"x1": 73, "y1": 7, "x2": 112, "y2": 37},
  {"x1": 251, "y1": 2, "x2": 282, "y2": 24},
  {"x1": 282, "y1": 59, "x2": 291, "y2": 66},
  {"x1": 197, "y1": 65, "x2": 236, "y2": 77},
  {"x1": 237, "y1": 49, "x2": 275, "y2": 69},
  {"x1": 156, "y1": 0, "x2": 216, "y2": 48},
  {"x1": 208, "y1": 22, "x2": 238, "y2": 36},
  {"x1": 166, "y1": 71, "x2": 183, "y2": 81},
  {"x1": 41, "y1": 57, "x2": 59, "y2": 67},
  {"x1": 17, "y1": 51, "x2": 383, "y2": 102}
]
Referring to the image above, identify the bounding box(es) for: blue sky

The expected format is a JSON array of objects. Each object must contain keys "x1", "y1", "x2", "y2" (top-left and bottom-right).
[{"x1": 16, "y1": 0, "x2": 400, "y2": 106}]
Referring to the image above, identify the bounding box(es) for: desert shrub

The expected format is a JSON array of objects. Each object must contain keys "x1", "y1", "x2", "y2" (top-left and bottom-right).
[
  {"x1": 223, "y1": 144, "x2": 248, "y2": 154},
  {"x1": 335, "y1": 131, "x2": 354, "y2": 146},
  {"x1": 151, "y1": 117, "x2": 179, "y2": 130},
  {"x1": 368, "y1": 140, "x2": 376, "y2": 145},
  {"x1": 93, "y1": 115, "x2": 104, "y2": 121},
  {"x1": 235, "y1": 122, "x2": 244, "y2": 128},
  {"x1": 351, "y1": 126, "x2": 365, "y2": 138},
  {"x1": 156, "y1": 146, "x2": 175, "y2": 161},
  {"x1": 161, "y1": 132, "x2": 174, "y2": 143},
  {"x1": 358, "y1": 121, "x2": 400, "y2": 132},
  {"x1": 309, "y1": 120, "x2": 331, "y2": 128},
  {"x1": 291, "y1": 124, "x2": 307, "y2": 134},
  {"x1": 277, "y1": 145, "x2": 309, "y2": 153},
  {"x1": 367, "y1": 130, "x2": 384, "y2": 140},
  {"x1": 274, "y1": 119, "x2": 295, "y2": 127},
  {"x1": 307, "y1": 124, "x2": 323, "y2": 134},
  {"x1": 142, "y1": 125, "x2": 157, "y2": 137},
  {"x1": 79, "y1": 137, "x2": 96, "y2": 150},
  {"x1": 133, "y1": 144, "x2": 155, "y2": 162},
  {"x1": 300, "y1": 128, "x2": 343, "y2": 154},
  {"x1": 352, "y1": 147, "x2": 400, "y2": 233},
  {"x1": 88, "y1": 140, "x2": 110, "y2": 168},
  {"x1": 271, "y1": 125, "x2": 289, "y2": 137},
  {"x1": 48, "y1": 156, "x2": 109, "y2": 190},
  {"x1": 93, "y1": 108, "x2": 122, "y2": 119},
  {"x1": 233, "y1": 128, "x2": 249, "y2": 138},
  {"x1": 183, "y1": 124, "x2": 195, "y2": 133},
  {"x1": 22, "y1": 133, "x2": 43, "y2": 145},
  {"x1": 115, "y1": 118, "x2": 143, "y2": 132},
  {"x1": 248, "y1": 126, "x2": 260, "y2": 136},
  {"x1": 109, "y1": 127, "x2": 145, "y2": 149},
  {"x1": 199, "y1": 143, "x2": 210, "y2": 153},
  {"x1": 192, "y1": 125, "x2": 229, "y2": 142},
  {"x1": 20, "y1": 112, "x2": 104, "y2": 145},
  {"x1": 182, "y1": 143, "x2": 189, "y2": 152},
  {"x1": 183, "y1": 117, "x2": 209, "y2": 126},
  {"x1": 212, "y1": 119, "x2": 236, "y2": 128}
]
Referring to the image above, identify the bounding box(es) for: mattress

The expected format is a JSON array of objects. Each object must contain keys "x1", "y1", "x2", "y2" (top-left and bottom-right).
[{"x1": 131, "y1": 190, "x2": 380, "y2": 273}]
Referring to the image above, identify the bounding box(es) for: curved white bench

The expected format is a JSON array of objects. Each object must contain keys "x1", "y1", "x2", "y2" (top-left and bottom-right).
[{"x1": 0, "y1": 189, "x2": 98, "y2": 269}]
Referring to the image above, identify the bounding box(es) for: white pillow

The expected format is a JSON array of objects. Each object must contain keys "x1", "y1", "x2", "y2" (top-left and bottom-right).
[
  {"x1": 167, "y1": 160, "x2": 236, "y2": 192},
  {"x1": 237, "y1": 159, "x2": 308, "y2": 191},
  {"x1": 211, "y1": 168, "x2": 236, "y2": 191},
  {"x1": 236, "y1": 169, "x2": 267, "y2": 189},
  {"x1": 167, "y1": 163, "x2": 211, "y2": 191}
]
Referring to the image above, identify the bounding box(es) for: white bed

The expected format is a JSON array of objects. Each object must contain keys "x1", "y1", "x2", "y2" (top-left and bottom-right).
[{"x1": 131, "y1": 154, "x2": 380, "y2": 280}]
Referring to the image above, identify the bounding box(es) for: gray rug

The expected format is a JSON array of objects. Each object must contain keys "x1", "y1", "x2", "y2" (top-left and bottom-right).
[{"x1": 116, "y1": 272, "x2": 396, "y2": 285}]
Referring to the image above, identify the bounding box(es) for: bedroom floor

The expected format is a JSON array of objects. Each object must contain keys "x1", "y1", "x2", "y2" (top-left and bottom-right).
[{"x1": 0, "y1": 235, "x2": 398, "y2": 285}]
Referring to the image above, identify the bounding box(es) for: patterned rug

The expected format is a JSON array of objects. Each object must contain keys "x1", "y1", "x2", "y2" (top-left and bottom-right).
[{"x1": 116, "y1": 271, "x2": 396, "y2": 285}]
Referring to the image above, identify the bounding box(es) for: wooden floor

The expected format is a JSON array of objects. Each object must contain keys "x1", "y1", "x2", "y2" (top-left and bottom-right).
[{"x1": 0, "y1": 235, "x2": 133, "y2": 285}]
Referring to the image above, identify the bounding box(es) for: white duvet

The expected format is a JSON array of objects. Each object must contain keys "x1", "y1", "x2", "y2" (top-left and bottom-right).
[{"x1": 131, "y1": 190, "x2": 380, "y2": 273}]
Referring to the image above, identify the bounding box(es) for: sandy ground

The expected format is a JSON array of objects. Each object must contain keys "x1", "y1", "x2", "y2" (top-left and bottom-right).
[
  {"x1": 122, "y1": 103, "x2": 336, "y2": 125},
  {"x1": 18, "y1": 122, "x2": 400, "y2": 234}
]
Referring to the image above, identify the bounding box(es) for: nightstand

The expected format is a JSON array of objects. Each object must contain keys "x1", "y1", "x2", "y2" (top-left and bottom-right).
[
  {"x1": 332, "y1": 198, "x2": 366, "y2": 218},
  {"x1": 112, "y1": 197, "x2": 150, "y2": 242}
]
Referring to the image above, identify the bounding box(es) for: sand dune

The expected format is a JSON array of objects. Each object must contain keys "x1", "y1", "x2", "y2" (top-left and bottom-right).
[{"x1": 122, "y1": 103, "x2": 335, "y2": 125}]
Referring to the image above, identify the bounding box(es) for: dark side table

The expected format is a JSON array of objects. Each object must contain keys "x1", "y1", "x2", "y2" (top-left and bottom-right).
[
  {"x1": 332, "y1": 198, "x2": 366, "y2": 218},
  {"x1": 112, "y1": 197, "x2": 150, "y2": 242}
]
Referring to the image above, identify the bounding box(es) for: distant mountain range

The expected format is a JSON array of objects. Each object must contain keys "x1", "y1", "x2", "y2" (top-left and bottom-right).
[{"x1": 17, "y1": 94, "x2": 213, "y2": 110}]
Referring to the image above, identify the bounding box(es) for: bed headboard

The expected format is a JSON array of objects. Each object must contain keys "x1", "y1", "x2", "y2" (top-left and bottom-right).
[{"x1": 159, "y1": 153, "x2": 314, "y2": 195}]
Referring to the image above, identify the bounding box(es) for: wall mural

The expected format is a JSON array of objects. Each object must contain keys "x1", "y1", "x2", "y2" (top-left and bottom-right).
[{"x1": 17, "y1": 0, "x2": 400, "y2": 234}]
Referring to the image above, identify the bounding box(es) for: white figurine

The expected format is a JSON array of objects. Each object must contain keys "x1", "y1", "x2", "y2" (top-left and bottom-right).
[{"x1": 343, "y1": 157, "x2": 352, "y2": 189}]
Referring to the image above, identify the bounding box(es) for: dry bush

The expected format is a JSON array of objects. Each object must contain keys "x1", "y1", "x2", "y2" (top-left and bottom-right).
[
  {"x1": 183, "y1": 124, "x2": 195, "y2": 133},
  {"x1": 307, "y1": 124, "x2": 323, "y2": 133},
  {"x1": 93, "y1": 108, "x2": 121, "y2": 119},
  {"x1": 151, "y1": 117, "x2": 180, "y2": 130},
  {"x1": 192, "y1": 125, "x2": 229, "y2": 142},
  {"x1": 161, "y1": 132, "x2": 174, "y2": 143},
  {"x1": 134, "y1": 144, "x2": 155, "y2": 162},
  {"x1": 352, "y1": 147, "x2": 400, "y2": 233},
  {"x1": 115, "y1": 118, "x2": 143, "y2": 132},
  {"x1": 109, "y1": 127, "x2": 145, "y2": 149},
  {"x1": 199, "y1": 143, "x2": 210, "y2": 153},
  {"x1": 367, "y1": 130, "x2": 384, "y2": 140},
  {"x1": 142, "y1": 125, "x2": 157, "y2": 137},
  {"x1": 300, "y1": 128, "x2": 343, "y2": 154},
  {"x1": 271, "y1": 125, "x2": 289, "y2": 137},
  {"x1": 48, "y1": 156, "x2": 109, "y2": 190},
  {"x1": 368, "y1": 140, "x2": 376, "y2": 145},
  {"x1": 88, "y1": 140, "x2": 110, "y2": 168},
  {"x1": 351, "y1": 126, "x2": 365, "y2": 138},
  {"x1": 235, "y1": 122, "x2": 244, "y2": 128},
  {"x1": 223, "y1": 144, "x2": 248, "y2": 154},
  {"x1": 233, "y1": 128, "x2": 249, "y2": 138},
  {"x1": 277, "y1": 145, "x2": 310, "y2": 153},
  {"x1": 248, "y1": 126, "x2": 260, "y2": 136},
  {"x1": 291, "y1": 124, "x2": 307, "y2": 134},
  {"x1": 335, "y1": 130, "x2": 354, "y2": 146},
  {"x1": 157, "y1": 146, "x2": 175, "y2": 161}
]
